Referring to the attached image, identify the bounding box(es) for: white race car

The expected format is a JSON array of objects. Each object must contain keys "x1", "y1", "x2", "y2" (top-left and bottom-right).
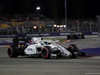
[{"x1": 7, "y1": 37, "x2": 85, "y2": 59}]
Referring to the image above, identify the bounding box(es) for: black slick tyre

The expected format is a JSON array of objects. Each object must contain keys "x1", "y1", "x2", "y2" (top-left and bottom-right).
[
  {"x1": 69, "y1": 44, "x2": 80, "y2": 52},
  {"x1": 67, "y1": 44, "x2": 79, "y2": 58}
]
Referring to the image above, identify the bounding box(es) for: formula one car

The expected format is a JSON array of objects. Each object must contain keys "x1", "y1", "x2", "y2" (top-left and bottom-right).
[
  {"x1": 7, "y1": 37, "x2": 85, "y2": 59},
  {"x1": 67, "y1": 32, "x2": 85, "y2": 39}
]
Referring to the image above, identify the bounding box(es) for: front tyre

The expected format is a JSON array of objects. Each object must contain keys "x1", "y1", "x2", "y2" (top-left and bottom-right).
[
  {"x1": 67, "y1": 44, "x2": 79, "y2": 58},
  {"x1": 7, "y1": 46, "x2": 18, "y2": 58}
]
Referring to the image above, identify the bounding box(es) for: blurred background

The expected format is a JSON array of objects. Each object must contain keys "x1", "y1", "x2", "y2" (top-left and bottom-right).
[{"x1": 0, "y1": 0, "x2": 99, "y2": 34}]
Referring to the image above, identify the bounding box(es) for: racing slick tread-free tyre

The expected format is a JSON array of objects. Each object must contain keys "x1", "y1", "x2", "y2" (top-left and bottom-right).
[
  {"x1": 67, "y1": 44, "x2": 79, "y2": 58},
  {"x1": 69, "y1": 44, "x2": 80, "y2": 52},
  {"x1": 7, "y1": 46, "x2": 18, "y2": 58},
  {"x1": 41, "y1": 46, "x2": 52, "y2": 59}
]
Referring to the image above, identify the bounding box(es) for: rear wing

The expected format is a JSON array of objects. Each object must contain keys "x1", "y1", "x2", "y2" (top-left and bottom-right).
[{"x1": 13, "y1": 36, "x2": 31, "y2": 47}]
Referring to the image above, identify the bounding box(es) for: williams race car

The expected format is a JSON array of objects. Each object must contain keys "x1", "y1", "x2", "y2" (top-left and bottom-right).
[{"x1": 7, "y1": 37, "x2": 85, "y2": 59}]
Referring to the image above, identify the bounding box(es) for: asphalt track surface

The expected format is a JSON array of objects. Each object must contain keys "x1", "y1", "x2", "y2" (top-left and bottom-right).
[{"x1": 0, "y1": 36, "x2": 100, "y2": 75}]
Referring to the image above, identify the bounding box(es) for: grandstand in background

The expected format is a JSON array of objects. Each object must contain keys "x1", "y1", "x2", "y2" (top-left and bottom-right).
[{"x1": 0, "y1": 14, "x2": 98, "y2": 34}]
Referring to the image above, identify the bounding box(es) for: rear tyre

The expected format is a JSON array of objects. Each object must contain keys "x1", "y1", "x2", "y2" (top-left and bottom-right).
[
  {"x1": 41, "y1": 46, "x2": 52, "y2": 59},
  {"x1": 7, "y1": 46, "x2": 18, "y2": 58}
]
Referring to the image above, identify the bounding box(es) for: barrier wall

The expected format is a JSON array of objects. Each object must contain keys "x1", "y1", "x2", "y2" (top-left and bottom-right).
[{"x1": 0, "y1": 32, "x2": 98, "y2": 38}]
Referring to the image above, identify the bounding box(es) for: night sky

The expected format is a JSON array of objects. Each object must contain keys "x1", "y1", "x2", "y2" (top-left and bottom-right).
[{"x1": 0, "y1": 0, "x2": 100, "y2": 19}]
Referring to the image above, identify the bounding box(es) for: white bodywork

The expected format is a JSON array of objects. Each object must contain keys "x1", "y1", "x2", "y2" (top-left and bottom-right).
[{"x1": 24, "y1": 37, "x2": 71, "y2": 57}]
